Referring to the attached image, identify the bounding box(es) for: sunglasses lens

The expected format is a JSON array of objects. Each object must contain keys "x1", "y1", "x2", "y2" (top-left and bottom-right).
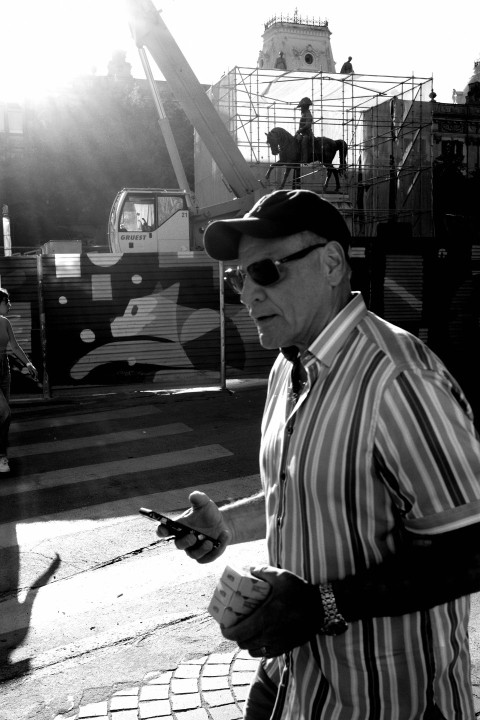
[
  {"x1": 249, "y1": 259, "x2": 280, "y2": 287},
  {"x1": 224, "y1": 260, "x2": 281, "y2": 294},
  {"x1": 224, "y1": 268, "x2": 245, "y2": 294}
]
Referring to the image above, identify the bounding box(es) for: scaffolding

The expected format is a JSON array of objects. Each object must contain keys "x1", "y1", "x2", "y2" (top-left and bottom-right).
[{"x1": 195, "y1": 68, "x2": 434, "y2": 237}]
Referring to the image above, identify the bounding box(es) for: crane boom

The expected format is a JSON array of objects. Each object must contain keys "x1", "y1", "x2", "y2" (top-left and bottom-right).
[{"x1": 126, "y1": 0, "x2": 260, "y2": 200}]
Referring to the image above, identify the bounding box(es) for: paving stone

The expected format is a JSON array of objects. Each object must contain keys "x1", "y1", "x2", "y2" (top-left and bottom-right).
[
  {"x1": 235, "y1": 650, "x2": 252, "y2": 660},
  {"x1": 140, "y1": 684, "x2": 170, "y2": 701},
  {"x1": 171, "y1": 692, "x2": 202, "y2": 711},
  {"x1": 173, "y1": 709, "x2": 209, "y2": 720},
  {"x1": 174, "y1": 664, "x2": 202, "y2": 679},
  {"x1": 78, "y1": 701, "x2": 109, "y2": 718},
  {"x1": 147, "y1": 671, "x2": 174, "y2": 685},
  {"x1": 203, "y1": 689, "x2": 236, "y2": 707},
  {"x1": 182, "y1": 656, "x2": 208, "y2": 665},
  {"x1": 109, "y1": 711, "x2": 138, "y2": 720},
  {"x1": 201, "y1": 676, "x2": 230, "y2": 691},
  {"x1": 110, "y1": 695, "x2": 139, "y2": 711},
  {"x1": 112, "y1": 687, "x2": 140, "y2": 697},
  {"x1": 202, "y1": 664, "x2": 230, "y2": 677},
  {"x1": 207, "y1": 652, "x2": 235, "y2": 664},
  {"x1": 171, "y1": 677, "x2": 199, "y2": 694},
  {"x1": 230, "y1": 671, "x2": 255, "y2": 686},
  {"x1": 139, "y1": 699, "x2": 171, "y2": 718},
  {"x1": 232, "y1": 685, "x2": 250, "y2": 701},
  {"x1": 231, "y1": 658, "x2": 259, "y2": 671},
  {"x1": 208, "y1": 703, "x2": 242, "y2": 720}
]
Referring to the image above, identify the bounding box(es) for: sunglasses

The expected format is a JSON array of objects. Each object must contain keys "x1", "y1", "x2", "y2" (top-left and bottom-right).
[{"x1": 224, "y1": 242, "x2": 326, "y2": 295}]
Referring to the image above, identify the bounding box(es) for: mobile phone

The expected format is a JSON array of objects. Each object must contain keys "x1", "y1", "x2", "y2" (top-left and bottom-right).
[{"x1": 139, "y1": 507, "x2": 221, "y2": 548}]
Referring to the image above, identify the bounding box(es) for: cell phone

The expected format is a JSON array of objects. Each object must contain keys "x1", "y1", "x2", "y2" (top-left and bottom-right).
[{"x1": 139, "y1": 507, "x2": 221, "y2": 548}]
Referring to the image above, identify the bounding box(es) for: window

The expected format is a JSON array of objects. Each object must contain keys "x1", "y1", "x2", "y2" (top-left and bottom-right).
[
  {"x1": 305, "y1": 53, "x2": 314, "y2": 65},
  {"x1": 118, "y1": 194, "x2": 185, "y2": 232},
  {"x1": 119, "y1": 196, "x2": 155, "y2": 232}
]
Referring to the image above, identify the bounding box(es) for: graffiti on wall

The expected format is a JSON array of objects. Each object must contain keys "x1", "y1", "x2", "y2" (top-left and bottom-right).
[
  {"x1": 41, "y1": 252, "x2": 243, "y2": 385},
  {"x1": 0, "y1": 253, "x2": 276, "y2": 388}
]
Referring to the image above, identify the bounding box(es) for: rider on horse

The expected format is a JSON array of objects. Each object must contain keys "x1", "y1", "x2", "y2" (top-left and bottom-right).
[{"x1": 295, "y1": 97, "x2": 313, "y2": 164}]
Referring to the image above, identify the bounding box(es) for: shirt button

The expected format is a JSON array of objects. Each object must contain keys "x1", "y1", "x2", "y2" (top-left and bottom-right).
[
  {"x1": 280, "y1": 471, "x2": 286, "y2": 480},
  {"x1": 287, "y1": 425, "x2": 294, "y2": 435}
]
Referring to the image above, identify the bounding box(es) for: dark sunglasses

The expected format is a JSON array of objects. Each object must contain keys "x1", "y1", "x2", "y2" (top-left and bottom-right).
[{"x1": 224, "y1": 242, "x2": 326, "y2": 295}]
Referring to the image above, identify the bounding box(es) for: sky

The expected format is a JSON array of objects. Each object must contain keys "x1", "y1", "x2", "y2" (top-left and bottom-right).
[{"x1": 0, "y1": 0, "x2": 479, "y2": 104}]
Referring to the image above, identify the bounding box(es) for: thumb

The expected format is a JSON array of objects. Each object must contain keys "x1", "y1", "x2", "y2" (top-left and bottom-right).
[
  {"x1": 249, "y1": 565, "x2": 278, "y2": 584},
  {"x1": 188, "y1": 491, "x2": 212, "y2": 510}
]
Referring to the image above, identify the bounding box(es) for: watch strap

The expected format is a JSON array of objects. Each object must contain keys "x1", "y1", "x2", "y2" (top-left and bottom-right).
[{"x1": 318, "y1": 582, "x2": 348, "y2": 636}]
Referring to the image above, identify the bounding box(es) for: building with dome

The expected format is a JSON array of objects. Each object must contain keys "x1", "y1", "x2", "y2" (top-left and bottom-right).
[{"x1": 452, "y1": 58, "x2": 480, "y2": 105}]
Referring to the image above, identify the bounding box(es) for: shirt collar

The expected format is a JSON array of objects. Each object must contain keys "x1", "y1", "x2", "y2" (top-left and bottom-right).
[
  {"x1": 307, "y1": 292, "x2": 367, "y2": 367},
  {"x1": 280, "y1": 292, "x2": 367, "y2": 368}
]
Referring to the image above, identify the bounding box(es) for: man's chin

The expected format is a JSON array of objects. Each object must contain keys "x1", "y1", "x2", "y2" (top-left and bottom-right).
[{"x1": 257, "y1": 331, "x2": 282, "y2": 351}]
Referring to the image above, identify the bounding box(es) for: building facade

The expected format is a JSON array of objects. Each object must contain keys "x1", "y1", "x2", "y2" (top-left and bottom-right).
[{"x1": 257, "y1": 12, "x2": 336, "y2": 73}]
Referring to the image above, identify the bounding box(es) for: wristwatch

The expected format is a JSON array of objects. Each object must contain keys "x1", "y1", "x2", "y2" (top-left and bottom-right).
[{"x1": 318, "y1": 582, "x2": 348, "y2": 636}]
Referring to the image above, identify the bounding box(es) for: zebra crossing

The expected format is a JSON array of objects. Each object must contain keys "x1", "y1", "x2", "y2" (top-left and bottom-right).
[
  {"x1": 0, "y1": 394, "x2": 265, "y2": 684},
  {"x1": 0, "y1": 399, "x2": 262, "y2": 532}
]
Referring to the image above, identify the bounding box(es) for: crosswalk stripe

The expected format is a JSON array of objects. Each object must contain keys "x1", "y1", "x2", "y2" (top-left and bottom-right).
[
  {"x1": 7, "y1": 422, "x2": 192, "y2": 458},
  {"x1": 0, "y1": 444, "x2": 233, "y2": 498},
  {"x1": 10, "y1": 404, "x2": 163, "y2": 432},
  {"x1": 0, "y1": 474, "x2": 262, "y2": 550}
]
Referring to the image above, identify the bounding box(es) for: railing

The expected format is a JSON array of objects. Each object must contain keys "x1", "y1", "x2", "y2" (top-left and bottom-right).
[{"x1": 264, "y1": 13, "x2": 328, "y2": 31}]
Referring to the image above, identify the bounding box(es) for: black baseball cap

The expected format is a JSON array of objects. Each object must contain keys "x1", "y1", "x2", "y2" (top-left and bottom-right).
[{"x1": 203, "y1": 189, "x2": 351, "y2": 261}]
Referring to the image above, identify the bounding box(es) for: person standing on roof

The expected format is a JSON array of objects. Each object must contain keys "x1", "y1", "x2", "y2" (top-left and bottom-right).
[
  {"x1": 340, "y1": 56, "x2": 354, "y2": 73},
  {"x1": 295, "y1": 97, "x2": 313, "y2": 164}
]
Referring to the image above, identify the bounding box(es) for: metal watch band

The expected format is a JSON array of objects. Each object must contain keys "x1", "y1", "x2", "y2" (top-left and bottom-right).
[{"x1": 319, "y1": 582, "x2": 348, "y2": 636}]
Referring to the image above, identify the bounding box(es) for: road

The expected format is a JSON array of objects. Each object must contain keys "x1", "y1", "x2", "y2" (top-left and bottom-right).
[
  {"x1": 1, "y1": 384, "x2": 480, "y2": 720},
  {"x1": 0, "y1": 386, "x2": 269, "y2": 720}
]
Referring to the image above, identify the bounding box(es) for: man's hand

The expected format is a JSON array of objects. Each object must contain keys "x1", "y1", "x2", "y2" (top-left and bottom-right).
[
  {"x1": 156, "y1": 491, "x2": 230, "y2": 563},
  {"x1": 221, "y1": 566, "x2": 322, "y2": 657}
]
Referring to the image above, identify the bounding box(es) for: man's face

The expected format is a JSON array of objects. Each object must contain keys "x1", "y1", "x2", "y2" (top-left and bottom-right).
[{"x1": 238, "y1": 232, "x2": 337, "y2": 351}]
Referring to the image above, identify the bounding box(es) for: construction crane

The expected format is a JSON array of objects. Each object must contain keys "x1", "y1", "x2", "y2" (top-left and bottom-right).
[{"x1": 108, "y1": 0, "x2": 264, "y2": 254}]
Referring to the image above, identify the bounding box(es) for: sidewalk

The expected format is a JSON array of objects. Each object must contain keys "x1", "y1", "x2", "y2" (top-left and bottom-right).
[
  {"x1": 66, "y1": 647, "x2": 480, "y2": 720},
  {"x1": 69, "y1": 646, "x2": 257, "y2": 720}
]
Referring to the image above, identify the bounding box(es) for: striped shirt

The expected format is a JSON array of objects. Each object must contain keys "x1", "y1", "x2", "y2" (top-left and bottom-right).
[{"x1": 260, "y1": 292, "x2": 480, "y2": 720}]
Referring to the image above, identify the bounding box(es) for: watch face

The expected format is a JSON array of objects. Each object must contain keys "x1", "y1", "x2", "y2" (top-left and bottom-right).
[{"x1": 323, "y1": 618, "x2": 348, "y2": 636}]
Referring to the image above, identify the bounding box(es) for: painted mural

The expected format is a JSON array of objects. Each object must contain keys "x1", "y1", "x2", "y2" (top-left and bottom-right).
[{"x1": 0, "y1": 252, "x2": 275, "y2": 391}]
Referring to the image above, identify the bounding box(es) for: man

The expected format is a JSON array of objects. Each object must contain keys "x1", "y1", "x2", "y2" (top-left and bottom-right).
[
  {"x1": 295, "y1": 97, "x2": 313, "y2": 164},
  {"x1": 157, "y1": 189, "x2": 480, "y2": 719}
]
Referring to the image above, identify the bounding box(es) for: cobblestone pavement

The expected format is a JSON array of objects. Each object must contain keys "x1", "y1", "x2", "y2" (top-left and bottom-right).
[
  {"x1": 69, "y1": 648, "x2": 257, "y2": 720},
  {"x1": 68, "y1": 651, "x2": 480, "y2": 720}
]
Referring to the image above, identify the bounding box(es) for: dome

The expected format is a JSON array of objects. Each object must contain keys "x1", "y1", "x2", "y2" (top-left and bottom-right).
[{"x1": 464, "y1": 57, "x2": 480, "y2": 94}]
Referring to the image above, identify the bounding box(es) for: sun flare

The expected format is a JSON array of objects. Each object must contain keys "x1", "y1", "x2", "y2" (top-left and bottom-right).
[{"x1": 0, "y1": 0, "x2": 131, "y2": 102}]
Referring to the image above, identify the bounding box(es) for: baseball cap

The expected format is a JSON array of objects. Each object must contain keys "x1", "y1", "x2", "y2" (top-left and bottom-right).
[{"x1": 203, "y1": 189, "x2": 351, "y2": 261}]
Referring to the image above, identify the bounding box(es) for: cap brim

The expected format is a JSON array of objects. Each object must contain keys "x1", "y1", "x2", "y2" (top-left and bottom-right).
[{"x1": 204, "y1": 217, "x2": 286, "y2": 260}]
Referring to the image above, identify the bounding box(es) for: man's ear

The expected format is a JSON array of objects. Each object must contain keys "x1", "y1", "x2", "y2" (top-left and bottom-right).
[{"x1": 323, "y1": 242, "x2": 348, "y2": 286}]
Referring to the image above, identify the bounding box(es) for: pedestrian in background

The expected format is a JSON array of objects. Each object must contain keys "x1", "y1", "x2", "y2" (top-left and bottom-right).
[
  {"x1": 157, "y1": 189, "x2": 480, "y2": 719},
  {"x1": 0, "y1": 288, "x2": 37, "y2": 473}
]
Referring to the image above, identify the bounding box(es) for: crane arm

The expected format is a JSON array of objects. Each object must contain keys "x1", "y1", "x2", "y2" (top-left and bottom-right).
[{"x1": 126, "y1": 0, "x2": 260, "y2": 200}]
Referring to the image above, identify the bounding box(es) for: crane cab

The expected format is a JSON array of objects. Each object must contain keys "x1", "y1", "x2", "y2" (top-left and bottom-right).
[{"x1": 108, "y1": 188, "x2": 191, "y2": 253}]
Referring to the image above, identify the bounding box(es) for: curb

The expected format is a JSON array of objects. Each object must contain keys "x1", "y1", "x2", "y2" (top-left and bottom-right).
[
  {"x1": 67, "y1": 648, "x2": 258, "y2": 720},
  {"x1": 10, "y1": 379, "x2": 268, "y2": 409}
]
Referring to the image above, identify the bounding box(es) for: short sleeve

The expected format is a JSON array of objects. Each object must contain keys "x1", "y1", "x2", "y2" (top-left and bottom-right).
[{"x1": 374, "y1": 367, "x2": 480, "y2": 535}]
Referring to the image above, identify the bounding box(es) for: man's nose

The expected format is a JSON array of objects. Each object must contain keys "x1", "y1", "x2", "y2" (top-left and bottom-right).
[{"x1": 240, "y1": 275, "x2": 267, "y2": 307}]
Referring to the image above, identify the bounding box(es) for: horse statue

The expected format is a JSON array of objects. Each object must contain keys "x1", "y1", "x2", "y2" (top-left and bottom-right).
[{"x1": 265, "y1": 127, "x2": 348, "y2": 192}]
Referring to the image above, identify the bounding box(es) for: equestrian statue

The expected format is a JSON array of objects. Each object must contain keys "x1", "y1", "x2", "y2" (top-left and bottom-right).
[{"x1": 265, "y1": 126, "x2": 348, "y2": 193}]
